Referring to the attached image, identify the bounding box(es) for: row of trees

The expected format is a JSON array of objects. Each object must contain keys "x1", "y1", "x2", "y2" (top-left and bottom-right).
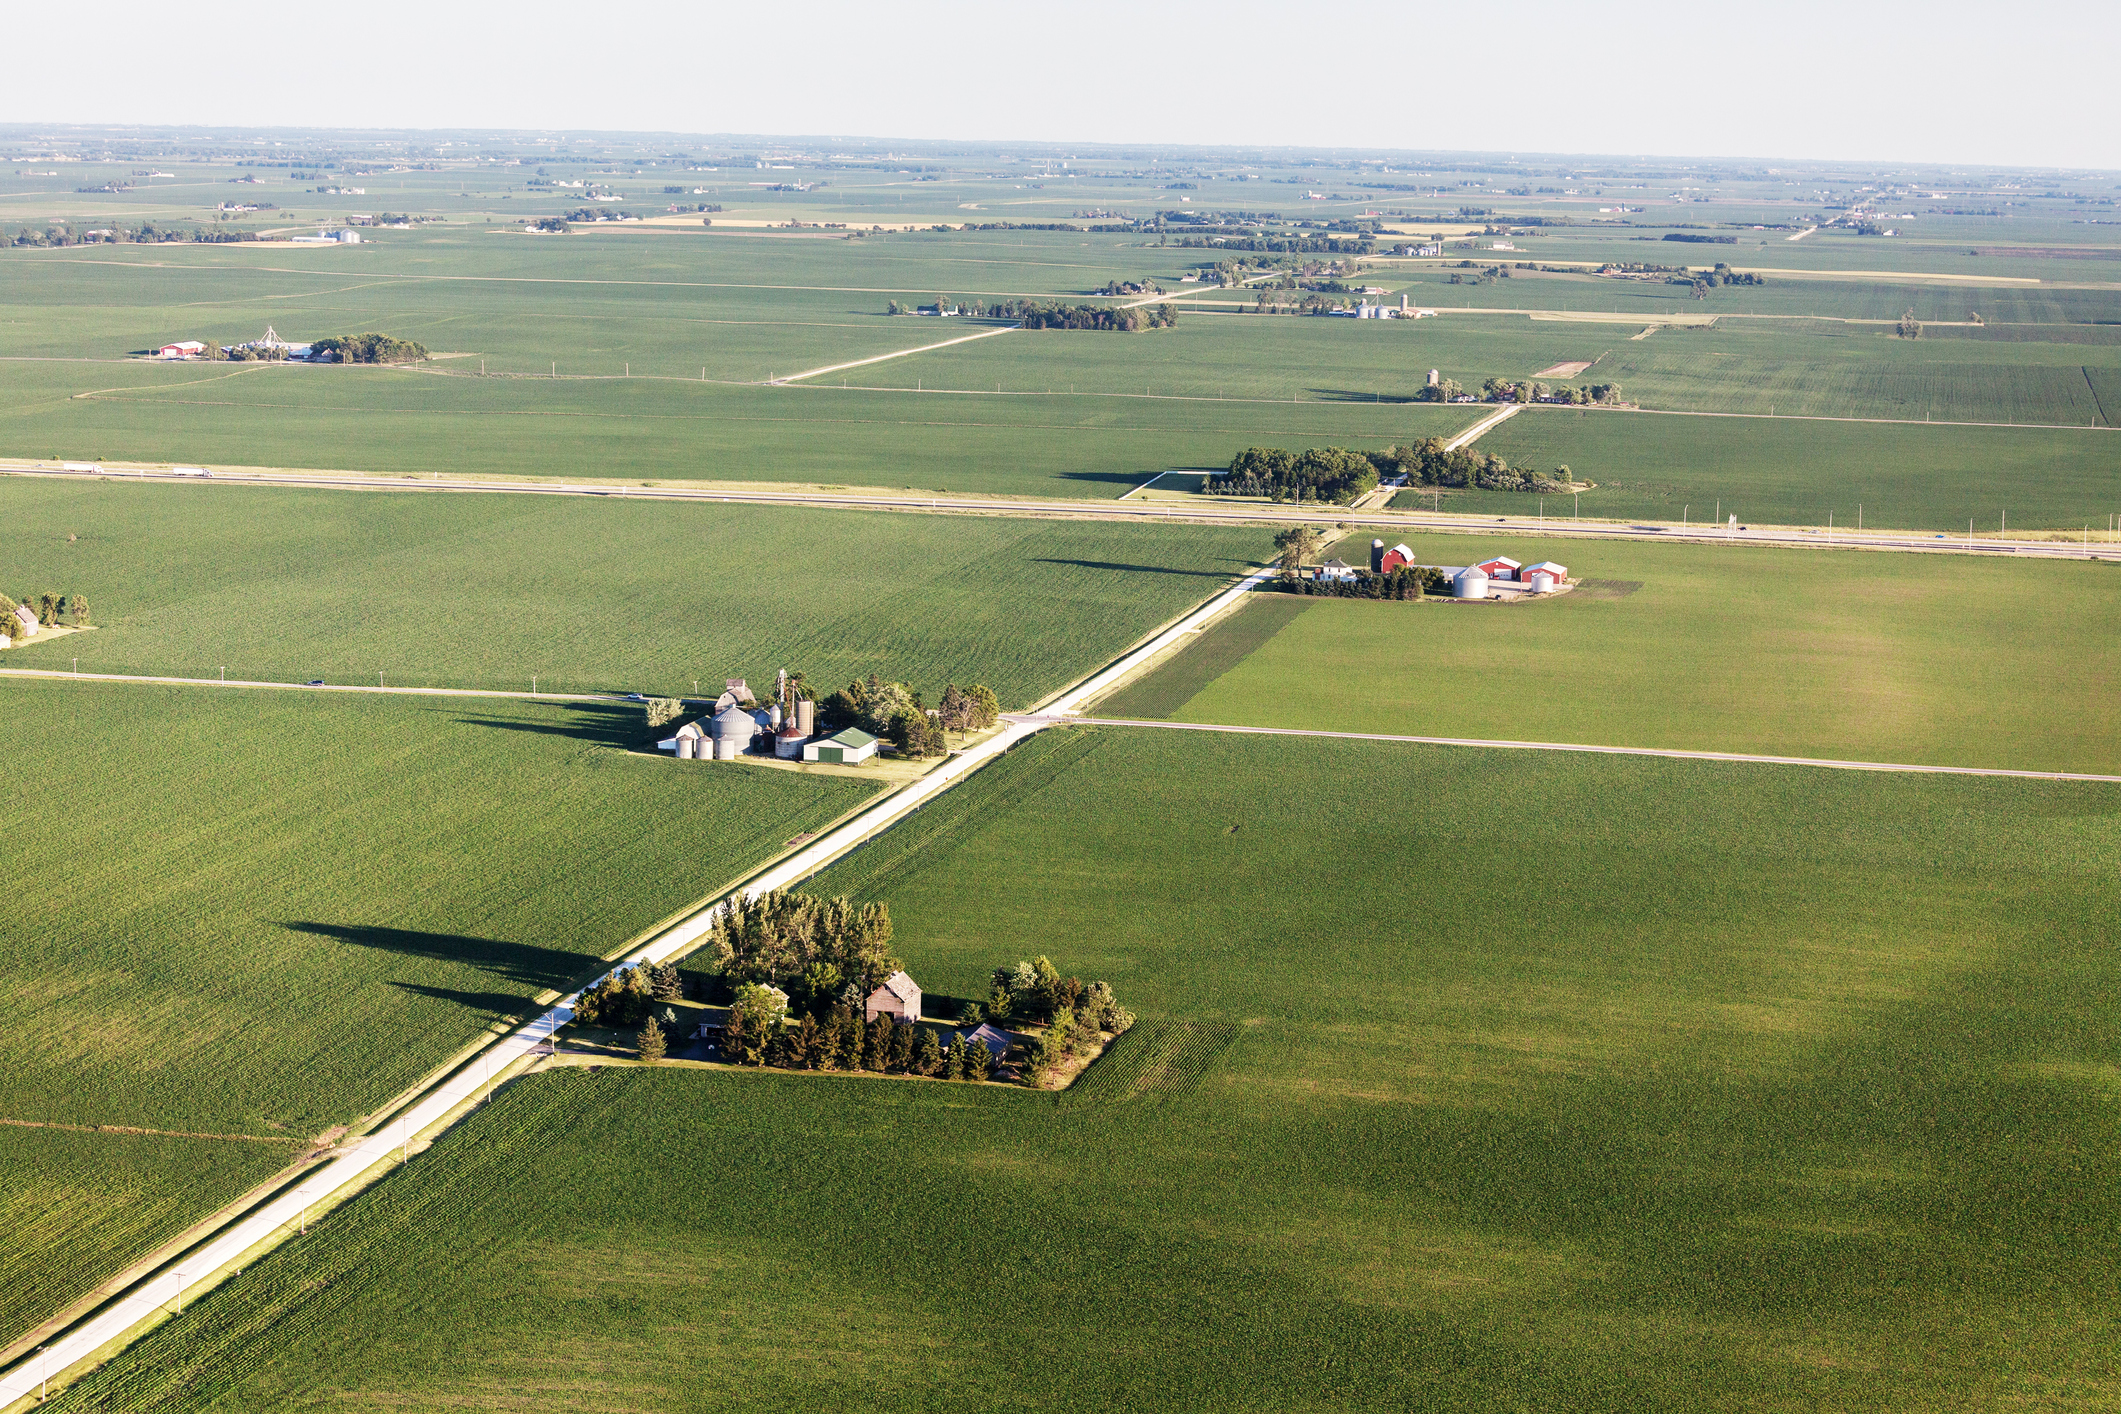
[
  {"x1": 720, "y1": 999, "x2": 1000, "y2": 1080},
  {"x1": 1385, "y1": 437, "x2": 1577, "y2": 493},
  {"x1": 982, "y1": 956, "x2": 1133, "y2": 1034},
  {"x1": 1473, "y1": 378, "x2": 1623, "y2": 407},
  {"x1": 1206, "y1": 446, "x2": 1379, "y2": 504},
  {"x1": 1277, "y1": 566, "x2": 1447, "y2": 600},
  {"x1": 1018, "y1": 301, "x2": 1177, "y2": 331}
]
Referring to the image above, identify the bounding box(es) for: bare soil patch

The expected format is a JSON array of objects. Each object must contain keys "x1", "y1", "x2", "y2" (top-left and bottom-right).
[{"x1": 1534, "y1": 361, "x2": 1594, "y2": 378}]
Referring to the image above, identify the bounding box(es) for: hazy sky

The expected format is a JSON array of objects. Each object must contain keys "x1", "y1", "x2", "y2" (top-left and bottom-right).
[{"x1": 11, "y1": 0, "x2": 2116, "y2": 170}]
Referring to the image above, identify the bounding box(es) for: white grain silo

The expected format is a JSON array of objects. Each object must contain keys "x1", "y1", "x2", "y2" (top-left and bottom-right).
[
  {"x1": 796, "y1": 698, "x2": 816, "y2": 737},
  {"x1": 677, "y1": 736, "x2": 696, "y2": 760},
  {"x1": 1452, "y1": 566, "x2": 1490, "y2": 599},
  {"x1": 1523, "y1": 570, "x2": 1557, "y2": 594}
]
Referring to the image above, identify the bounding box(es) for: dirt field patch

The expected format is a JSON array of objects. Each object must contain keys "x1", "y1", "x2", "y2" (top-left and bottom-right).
[{"x1": 1534, "y1": 361, "x2": 1594, "y2": 378}]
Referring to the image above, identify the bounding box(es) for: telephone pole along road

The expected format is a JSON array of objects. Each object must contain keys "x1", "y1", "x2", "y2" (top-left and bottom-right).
[
  {"x1": 6, "y1": 463, "x2": 2116, "y2": 563},
  {"x1": 0, "y1": 562, "x2": 1274, "y2": 1410}
]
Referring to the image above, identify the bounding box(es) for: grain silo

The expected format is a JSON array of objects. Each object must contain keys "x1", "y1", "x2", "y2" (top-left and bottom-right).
[
  {"x1": 775, "y1": 718, "x2": 805, "y2": 759},
  {"x1": 711, "y1": 702, "x2": 757, "y2": 760},
  {"x1": 1452, "y1": 566, "x2": 1490, "y2": 600},
  {"x1": 677, "y1": 736, "x2": 695, "y2": 760},
  {"x1": 796, "y1": 698, "x2": 815, "y2": 737},
  {"x1": 1369, "y1": 538, "x2": 1386, "y2": 572}
]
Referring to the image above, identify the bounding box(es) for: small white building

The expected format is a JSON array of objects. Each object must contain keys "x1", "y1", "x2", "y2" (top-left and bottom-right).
[
  {"x1": 803, "y1": 727, "x2": 879, "y2": 765},
  {"x1": 1314, "y1": 559, "x2": 1356, "y2": 583},
  {"x1": 865, "y1": 971, "x2": 922, "y2": 1025},
  {"x1": 657, "y1": 720, "x2": 708, "y2": 756},
  {"x1": 1452, "y1": 566, "x2": 1490, "y2": 600}
]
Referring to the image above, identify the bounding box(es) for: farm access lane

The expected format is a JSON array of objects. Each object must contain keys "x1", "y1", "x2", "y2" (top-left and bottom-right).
[
  {"x1": 9, "y1": 463, "x2": 2120, "y2": 564},
  {"x1": 1006, "y1": 715, "x2": 2121, "y2": 785},
  {"x1": 0, "y1": 562, "x2": 1275, "y2": 1410}
]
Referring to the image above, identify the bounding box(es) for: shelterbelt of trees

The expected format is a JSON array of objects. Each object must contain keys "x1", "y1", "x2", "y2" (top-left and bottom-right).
[{"x1": 1209, "y1": 436, "x2": 1582, "y2": 502}]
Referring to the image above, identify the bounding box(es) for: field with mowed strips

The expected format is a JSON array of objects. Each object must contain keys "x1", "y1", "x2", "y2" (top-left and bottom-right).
[
  {"x1": 46, "y1": 727, "x2": 2121, "y2": 1412},
  {"x1": 0, "y1": 680, "x2": 875, "y2": 1337},
  {"x1": 1102, "y1": 537, "x2": 2121, "y2": 774},
  {"x1": 0, "y1": 478, "x2": 1265, "y2": 702}
]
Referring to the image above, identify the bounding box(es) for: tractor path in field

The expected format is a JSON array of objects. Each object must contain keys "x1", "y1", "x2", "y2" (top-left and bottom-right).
[
  {"x1": 0, "y1": 561, "x2": 1276, "y2": 1407},
  {"x1": 1002, "y1": 714, "x2": 2121, "y2": 784},
  {"x1": 774, "y1": 324, "x2": 1017, "y2": 384}
]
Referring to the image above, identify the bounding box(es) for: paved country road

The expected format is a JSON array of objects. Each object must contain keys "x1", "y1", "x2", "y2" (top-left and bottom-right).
[
  {"x1": 1004, "y1": 715, "x2": 2121, "y2": 784},
  {"x1": 0, "y1": 565, "x2": 1274, "y2": 1408},
  {"x1": 7, "y1": 463, "x2": 2117, "y2": 563}
]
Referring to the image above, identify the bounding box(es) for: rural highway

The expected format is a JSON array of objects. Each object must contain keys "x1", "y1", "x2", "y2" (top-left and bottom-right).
[
  {"x1": 0, "y1": 562, "x2": 1273, "y2": 1408},
  {"x1": 1007, "y1": 715, "x2": 2121, "y2": 784},
  {"x1": 7, "y1": 463, "x2": 2118, "y2": 563}
]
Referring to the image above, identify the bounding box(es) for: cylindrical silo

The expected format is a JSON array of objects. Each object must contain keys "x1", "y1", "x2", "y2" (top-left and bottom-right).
[
  {"x1": 677, "y1": 736, "x2": 695, "y2": 759},
  {"x1": 715, "y1": 736, "x2": 738, "y2": 761},
  {"x1": 1370, "y1": 538, "x2": 1386, "y2": 573},
  {"x1": 1452, "y1": 567, "x2": 1489, "y2": 600},
  {"x1": 768, "y1": 703, "x2": 783, "y2": 730},
  {"x1": 797, "y1": 698, "x2": 815, "y2": 736}
]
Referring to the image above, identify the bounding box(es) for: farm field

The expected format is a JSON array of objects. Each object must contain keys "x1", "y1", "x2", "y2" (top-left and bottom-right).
[
  {"x1": 0, "y1": 478, "x2": 1267, "y2": 700},
  {"x1": 1455, "y1": 407, "x2": 2121, "y2": 530},
  {"x1": 0, "y1": 679, "x2": 874, "y2": 1339},
  {"x1": 1104, "y1": 538, "x2": 2121, "y2": 774},
  {"x1": 0, "y1": 1127, "x2": 292, "y2": 1358},
  {"x1": 0, "y1": 359, "x2": 1481, "y2": 500},
  {"x1": 46, "y1": 728, "x2": 2121, "y2": 1412}
]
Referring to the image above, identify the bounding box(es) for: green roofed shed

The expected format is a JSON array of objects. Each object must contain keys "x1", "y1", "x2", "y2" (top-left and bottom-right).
[{"x1": 803, "y1": 727, "x2": 879, "y2": 765}]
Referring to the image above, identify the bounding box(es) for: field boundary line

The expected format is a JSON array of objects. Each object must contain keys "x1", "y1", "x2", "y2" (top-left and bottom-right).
[
  {"x1": 1006, "y1": 715, "x2": 2121, "y2": 783},
  {"x1": 0, "y1": 1118, "x2": 300, "y2": 1147},
  {"x1": 775, "y1": 324, "x2": 1017, "y2": 384}
]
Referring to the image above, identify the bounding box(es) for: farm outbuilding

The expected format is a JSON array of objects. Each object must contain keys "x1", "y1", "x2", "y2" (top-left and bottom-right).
[
  {"x1": 657, "y1": 720, "x2": 707, "y2": 753},
  {"x1": 865, "y1": 970, "x2": 922, "y2": 1025},
  {"x1": 1522, "y1": 561, "x2": 1568, "y2": 592},
  {"x1": 803, "y1": 728, "x2": 878, "y2": 765},
  {"x1": 12, "y1": 604, "x2": 40, "y2": 636},
  {"x1": 157, "y1": 340, "x2": 206, "y2": 359},
  {"x1": 961, "y1": 1022, "x2": 1014, "y2": 1059},
  {"x1": 1476, "y1": 556, "x2": 1521, "y2": 581},
  {"x1": 1376, "y1": 542, "x2": 1416, "y2": 573},
  {"x1": 1452, "y1": 566, "x2": 1490, "y2": 599},
  {"x1": 710, "y1": 703, "x2": 759, "y2": 760}
]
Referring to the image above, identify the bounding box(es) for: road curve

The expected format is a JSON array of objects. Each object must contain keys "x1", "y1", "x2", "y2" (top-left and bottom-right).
[
  {"x1": 0, "y1": 563, "x2": 1273, "y2": 1407},
  {"x1": 6, "y1": 463, "x2": 2117, "y2": 563}
]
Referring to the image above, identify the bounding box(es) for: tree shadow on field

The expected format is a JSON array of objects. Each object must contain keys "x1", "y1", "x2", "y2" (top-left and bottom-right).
[
  {"x1": 1307, "y1": 388, "x2": 1419, "y2": 404},
  {"x1": 1030, "y1": 558, "x2": 1234, "y2": 578},
  {"x1": 1057, "y1": 469, "x2": 1156, "y2": 487},
  {"x1": 387, "y1": 980, "x2": 543, "y2": 1022},
  {"x1": 453, "y1": 701, "x2": 641, "y2": 749},
  {"x1": 283, "y1": 921, "x2": 598, "y2": 994}
]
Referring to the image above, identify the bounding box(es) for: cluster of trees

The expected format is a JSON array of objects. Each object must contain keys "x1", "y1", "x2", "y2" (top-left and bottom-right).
[
  {"x1": 1383, "y1": 437, "x2": 1576, "y2": 493},
  {"x1": 721, "y1": 996, "x2": 999, "y2": 1081},
  {"x1": 1672, "y1": 263, "x2": 1764, "y2": 295},
  {"x1": 0, "y1": 592, "x2": 88, "y2": 640},
  {"x1": 1173, "y1": 233, "x2": 1375, "y2": 255},
  {"x1": 1206, "y1": 446, "x2": 1379, "y2": 504},
  {"x1": 709, "y1": 890, "x2": 900, "y2": 1001},
  {"x1": 1096, "y1": 279, "x2": 1163, "y2": 296},
  {"x1": 1897, "y1": 308, "x2": 1923, "y2": 339},
  {"x1": 1473, "y1": 378, "x2": 1623, "y2": 407},
  {"x1": 818, "y1": 675, "x2": 999, "y2": 757},
  {"x1": 980, "y1": 956, "x2": 1133, "y2": 1033},
  {"x1": 1017, "y1": 301, "x2": 1177, "y2": 331},
  {"x1": 573, "y1": 959, "x2": 682, "y2": 1027},
  {"x1": 1662, "y1": 232, "x2": 1739, "y2": 245},
  {"x1": 312, "y1": 333, "x2": 429, "y2": 364},
  {"x1": 1278, "y1": 566, "x2": 1447, "y2": 600}
]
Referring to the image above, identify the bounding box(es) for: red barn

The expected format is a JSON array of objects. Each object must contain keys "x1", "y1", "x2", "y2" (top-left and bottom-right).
[
  {"x1": 1379, "y1": 543, "x2": 1416, "y2": 573},
  {"x1": 1475, "y1": 556, "x2": 1521, "y2": 581}
]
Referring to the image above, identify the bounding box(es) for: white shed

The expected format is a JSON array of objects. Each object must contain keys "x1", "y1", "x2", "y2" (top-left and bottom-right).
[
  {"x1": 12, "y1": 604, "x2": 40, "y2": 636},
  {"x1": 1452, "y1": 566, "x2": 1490, "y2": 600},
  {"x1": 657, "y1": 720, "x2": 707, "y2": 752},
  {"x1": 865, "y1": 971, "x2": 921, "y2": 1025}
]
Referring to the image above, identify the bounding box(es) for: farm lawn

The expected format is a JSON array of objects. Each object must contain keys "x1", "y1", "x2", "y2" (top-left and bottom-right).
[
  {"x1": 1127, "y1": 538, "x2": 2121, "y2": 774},
  {"x1": 0, "y1": 478, "x2": 1264, "y2": 702},
  {"x1": 47, "y1": 728, "x2": 2121, "y2": 1412}
]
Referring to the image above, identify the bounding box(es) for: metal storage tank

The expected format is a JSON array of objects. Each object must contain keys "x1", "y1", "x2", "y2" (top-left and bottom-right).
[
  {"x1": 714, "y1": 735, "x2": 740, "y2": 761},
  {"x1": 796, "y1": 698, "x2": 815, "y2": 737},
  {"x1": 677, "y1": 736, "x2": 695, "y2": 760},
  {"x1": 775, "y1": 723, "x2": 805, "y2": 759},
  {"x1": 1524, "y1": 570, "x2": 1558, "y2": 594},
  {"x1": 1369, "y1": 538, "x2": 1386, "y2": 572},
  {"x1": 1452, "y1": 566, "x2": 1490, "y2": 600},
  {"x1": 768, "y1": 703, "x2": 783, "y2": 730}
]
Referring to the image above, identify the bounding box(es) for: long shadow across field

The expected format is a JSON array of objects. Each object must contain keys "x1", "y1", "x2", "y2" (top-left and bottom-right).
[
  {"x1": 450, "y1": 701, "x2": 643, "y2": 748},
  {"x1": 282, "y1": 921, "x2": 597, "y2": 994}
]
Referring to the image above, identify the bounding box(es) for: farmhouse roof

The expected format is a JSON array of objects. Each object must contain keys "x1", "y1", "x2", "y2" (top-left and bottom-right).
[
  {"x1": 962, "y1": 1022, "x2": 1013, "y2": 1057},
  {"x1": 12, "y1": 605, "x2": 38, "y2": 632},
  {"x1": 873, "y1": 970, "x2": 919, "y2": 1003},
  {"x1": 1320, "y1": 558, "x2": 1351, "y2": 571}
]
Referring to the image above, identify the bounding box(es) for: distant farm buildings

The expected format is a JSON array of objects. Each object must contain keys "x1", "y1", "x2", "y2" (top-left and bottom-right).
[
  {"x1": 1362, "y1": 539, "x2": 1570, "y2": 599},
  {"x1": 158, "y1": 340, "x2": 206, "y2": 359},
  {"x1": 656, "y1": 674, "x2": 880, "y2": 766}
]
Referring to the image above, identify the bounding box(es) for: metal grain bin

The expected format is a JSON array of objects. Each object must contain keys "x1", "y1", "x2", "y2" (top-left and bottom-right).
[
  {"x1": 797, "y1": 699, "x2": 815, "y2": 737},
  {"x1": 677, "y1": 736, "x2": 695, "y2": 760},
  {"x1": 1452, "y1": 566, "x2": 1490, "y2": 600}
]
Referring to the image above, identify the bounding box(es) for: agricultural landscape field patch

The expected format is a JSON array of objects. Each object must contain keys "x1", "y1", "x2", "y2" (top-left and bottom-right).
[{"x1": 47, "y1": 728, "x2": 2121, "y2": 1412}]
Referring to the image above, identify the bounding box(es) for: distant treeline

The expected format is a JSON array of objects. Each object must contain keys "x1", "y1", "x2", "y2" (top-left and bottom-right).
[
  {"x1": 1663, "y1": 233, "x2": 1738, "y2": 244},
  {"x1": 1207, "y1": 447, "x2": 1378, "y2": 503},
  {"x1": 1388, "y1": 436, "x2": 1577, "y2": 493},
  {"x1": 1174, "y1": 234, "x2": 1375, "y2": 255},
  {"x1": 1276, "y1": 566, "x2": 1447, "y2": 599},
  {"x1": 1018, "y1": 301, "x2": 1176, "y2": 331}
]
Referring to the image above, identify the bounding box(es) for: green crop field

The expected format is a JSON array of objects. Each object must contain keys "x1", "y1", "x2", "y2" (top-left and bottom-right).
[
  {"x1": 0, "y1": 679, "x2": 873, "y2": 1339},
  {"x1": 1440, "y1": 407, "x2": 2121, "y2": 530},
  {"x1": 1105, "y1": 537, "x2": 2121, "y2": 774},
  {"x1": 0, "y1": 1126, "x2": 292, "y2": 1356},
  {"x1": 46, "y1": 728, "x2": 2121, "y2": 1411},
  {"x1": 0, "y1": 478, "x2": 1266, "y2": 700}
]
